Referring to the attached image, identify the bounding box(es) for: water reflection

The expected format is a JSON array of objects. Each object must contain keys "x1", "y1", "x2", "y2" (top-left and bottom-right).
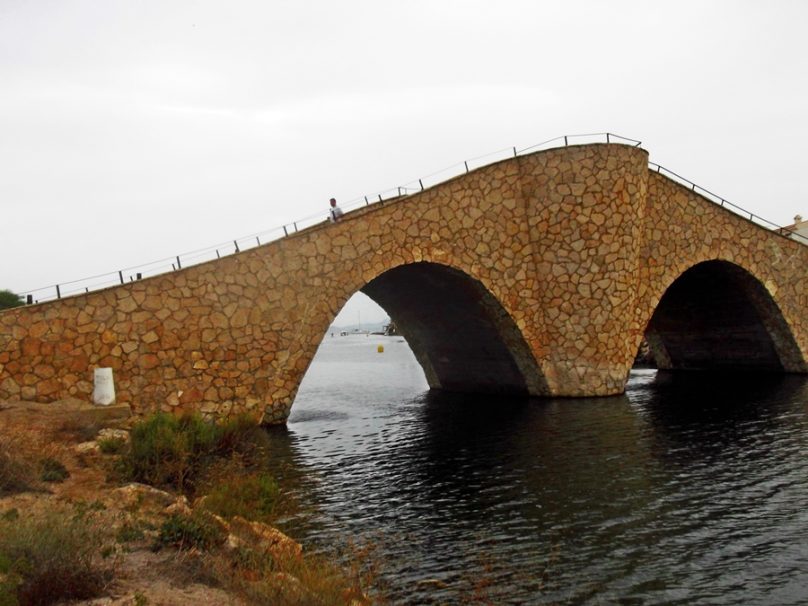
[{"x1": 270, "y1": 336, "x2": 808, "y2": 604}]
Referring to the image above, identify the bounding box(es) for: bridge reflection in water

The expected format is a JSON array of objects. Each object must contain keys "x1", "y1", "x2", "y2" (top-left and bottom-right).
[{"x1": 263, "y1": 335, "x2": 808, "y2": 604}]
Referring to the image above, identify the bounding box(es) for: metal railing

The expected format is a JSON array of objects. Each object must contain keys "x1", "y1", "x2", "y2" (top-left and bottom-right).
[{"x1": 14, "y1": 132, "x2": 804, "y2": 304}]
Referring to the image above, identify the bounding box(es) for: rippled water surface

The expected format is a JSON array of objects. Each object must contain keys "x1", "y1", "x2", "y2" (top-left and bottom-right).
[{"x1": 265, "y1": 335, "x2": 808, "y2": 604}]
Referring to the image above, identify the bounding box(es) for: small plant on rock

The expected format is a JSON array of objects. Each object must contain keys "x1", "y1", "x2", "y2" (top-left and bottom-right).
[
  {"x1": 152, "y1": 512, "x2": 226, "y2": 552},
  {"x1": 202, "y1": 472, "x2": 282, "y2": 525},
  {"x1": 115, "y1": 521, "x2": 147, "y2": 545},
  {"x1": 98, "y1": 437, "x2": 127, "y2": 455}
]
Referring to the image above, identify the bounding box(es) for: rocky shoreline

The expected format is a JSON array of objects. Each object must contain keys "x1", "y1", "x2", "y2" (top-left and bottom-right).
[{"x1": 0, "y1": 399, "x2": 376, "y2": 605}]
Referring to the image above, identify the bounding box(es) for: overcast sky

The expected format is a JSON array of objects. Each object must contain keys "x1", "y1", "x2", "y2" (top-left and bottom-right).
[{"x1": 2, "y1": 0, "x2": 806, "y2": 324}]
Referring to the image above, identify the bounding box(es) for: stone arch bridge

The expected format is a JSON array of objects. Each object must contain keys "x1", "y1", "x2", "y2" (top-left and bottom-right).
[{"x1": 1, "y1": 144, "x2": 806, "y2": 423}]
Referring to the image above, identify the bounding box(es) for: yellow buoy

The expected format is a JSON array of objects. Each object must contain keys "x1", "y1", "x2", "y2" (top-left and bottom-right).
[{"x1": 377, "y1": 344, "x2": 384, "y2": 353}]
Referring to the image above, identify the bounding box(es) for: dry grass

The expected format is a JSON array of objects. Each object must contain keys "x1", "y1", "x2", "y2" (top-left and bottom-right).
[
  {"x1": 0, "y1": 414, "x2": 76, "y2": 496},
  {"x1": 0, "y1": 435, "x2": 35, "y2": 495},
  {"x1": 0, "y1": 506, "x2": 115, "y2": 606},
  {"x1": 152, "y1": 512, "x2": 228, "y2": 552},
  {"x1": 52, "y1": 417, "x2": 103, "y2": 444},
  {"x1": 206, "y1": 540, "x2": 385, "y2": 606}
]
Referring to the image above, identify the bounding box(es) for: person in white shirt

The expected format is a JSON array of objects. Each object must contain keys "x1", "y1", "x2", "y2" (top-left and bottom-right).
[{"x1": 328, "y1": 197, "x2": 344, "y2": 222}]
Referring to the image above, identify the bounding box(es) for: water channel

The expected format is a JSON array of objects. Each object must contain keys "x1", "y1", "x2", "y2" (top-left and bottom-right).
[{"x1": 264, "y1": 334, "x2": 808, "y2": 604}]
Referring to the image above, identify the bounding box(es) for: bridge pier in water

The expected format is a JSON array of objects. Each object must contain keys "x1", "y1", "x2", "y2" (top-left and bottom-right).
[{"x1": 1, "y1": 143, "x2": 805, "y2": 424}]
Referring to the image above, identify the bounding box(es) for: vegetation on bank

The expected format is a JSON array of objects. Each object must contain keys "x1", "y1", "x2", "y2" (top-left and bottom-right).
[
  {"x1": 202, "y1": 471, "x2": 282, "y2": 524},
  {"x1": 0, "y1": 410, "x2": 383, "y2": 605},
  {"x1": 115, "y1": 412, "x2": 270, "y2": 494},
  {"x1": 120, "y1": 412, "x2": 381, "y2": 604},
  {"x1": 208, "y1": 537, "x2": 380, "y2": 606}
]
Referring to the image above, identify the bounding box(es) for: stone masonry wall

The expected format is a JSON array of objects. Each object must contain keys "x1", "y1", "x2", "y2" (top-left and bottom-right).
[
  {"x1": 0, "y1": 144, "x2": 805, "y2": 424},
  {"x1": 518, "y1": 144, "x2": 649, "y2": 394}
]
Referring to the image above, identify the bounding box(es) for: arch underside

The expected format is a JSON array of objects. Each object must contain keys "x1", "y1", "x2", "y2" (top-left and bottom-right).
[
  {"x1": 361, "y1": 263, "x2": 548, "y2": 396},
  {"x1": 645, "y1": 261, "x2": 803, "y2": 372}
]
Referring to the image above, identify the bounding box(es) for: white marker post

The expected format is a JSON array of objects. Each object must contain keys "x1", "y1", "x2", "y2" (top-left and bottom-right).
[{"x1": 93, "y1": 368, "x2": 116, "y2": 406}]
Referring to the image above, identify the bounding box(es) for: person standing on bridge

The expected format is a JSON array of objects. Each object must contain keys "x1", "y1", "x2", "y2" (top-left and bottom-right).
[{"x1": 328, "y1": 197, "x2": 344, "y2": 222}]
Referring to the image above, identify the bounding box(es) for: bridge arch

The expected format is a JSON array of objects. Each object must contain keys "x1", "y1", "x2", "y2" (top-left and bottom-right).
[
  {"x1": 640, "y1": 259, "x2": 805, "y2": 372},
  {"x1": 351, "y1": 261, "x2": 549, "y2": 397}
]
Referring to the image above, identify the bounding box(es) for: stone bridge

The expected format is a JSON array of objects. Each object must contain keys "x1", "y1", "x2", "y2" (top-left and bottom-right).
[{"x1": 1, "y1": 144, "x2": 806, "y2": 424}]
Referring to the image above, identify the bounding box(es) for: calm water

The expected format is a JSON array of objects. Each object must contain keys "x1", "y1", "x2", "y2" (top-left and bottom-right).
[{"x1": 265, "y1": 335, "x2": 808, "y2": 604}]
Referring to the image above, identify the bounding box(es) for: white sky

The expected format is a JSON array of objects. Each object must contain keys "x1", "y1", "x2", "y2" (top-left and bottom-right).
[{"x1": 2, "y1": 1, "x2": 807, "y2": 325}]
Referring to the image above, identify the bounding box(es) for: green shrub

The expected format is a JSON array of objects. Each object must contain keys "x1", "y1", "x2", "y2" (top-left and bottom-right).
[
  {"x1": 116, "y1": 523, "x2": 144, "y2": 544},
  {"x1": 0, "y1": 510, "x2": 113, "y2": 606},
  {"x1": 118, "y1": 412, "x2": 266, "y2": 492},
  {"x1": 216, "y1": 415, "x2": 270, "y2": 460},
  {"x1": 202, "y1": 472, "x2": 281, "y2": 524},
  {"x1": 97, "y1": 437, "x2": 127, "y2": 455},
  {"x1": 39, "y1": 458, "x2": 69, "y2": 483},
  {"x1": 115, "y1": 520, "x2": 150, "y2": 544},
  {"x1": 0, "y1": 290, "x2": 23, "y2": 310},
  {"x1": 117, "y1": 413, "x2": 215, "y2": 490},
  {"x1": 152, "y1": 513, "x2": 225, "y2": 552}
]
